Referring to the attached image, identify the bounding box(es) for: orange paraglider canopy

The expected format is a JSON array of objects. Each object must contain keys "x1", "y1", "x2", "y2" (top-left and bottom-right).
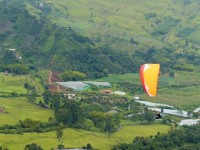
[{"x1": 140, "y1": 64, "x2": 160, "y2": 97}]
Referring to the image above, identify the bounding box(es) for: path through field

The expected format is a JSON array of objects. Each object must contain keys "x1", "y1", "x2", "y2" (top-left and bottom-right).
[{"x1": 48, "y1": 70, "x2": 61, "y2": 92}]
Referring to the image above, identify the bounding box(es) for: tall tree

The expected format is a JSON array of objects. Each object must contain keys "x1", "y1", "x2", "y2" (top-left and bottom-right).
[{"x1": 56, "y1": 123, "x2": 64, "y2": 143}]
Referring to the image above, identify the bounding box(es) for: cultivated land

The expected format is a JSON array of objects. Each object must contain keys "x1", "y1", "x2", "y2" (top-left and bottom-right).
[{"x1": 0, "y1": 124, "x2": 169, "y2": 150}]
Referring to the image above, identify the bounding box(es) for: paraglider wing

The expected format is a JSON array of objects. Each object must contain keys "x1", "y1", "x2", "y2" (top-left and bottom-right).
[{"x1": 140, "y1": 64, "x2": 160, "y2": 96}]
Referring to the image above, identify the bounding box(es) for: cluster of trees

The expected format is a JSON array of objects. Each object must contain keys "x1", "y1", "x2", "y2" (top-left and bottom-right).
[
  {"x1": 88, "y1": 111, "x2": 120, "y2": 132},
  {"x1": 112, "y1": 124, "x2": 200, "y2": 150},
  {"x1": 0, "y1": 118, "x2": 55, "y2": 134},
  {"x1": 61, "y1": 70, "x2": 87, "y2": 81},
  {"x1": 42, "y1": 91, "x2": 123, "y2": 132},
  {"x1": 25, "y1": 143, "x2": 43, "y2": 150},
  {"x1": 0, "y1": 64, "x2": 30, "y2": 75},
  {"x1": 24, "y1": 82, "x2": 38, "y2": 103}
]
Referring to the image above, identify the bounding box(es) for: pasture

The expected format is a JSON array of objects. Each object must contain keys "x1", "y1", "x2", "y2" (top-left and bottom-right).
[
  {"x1": 0, "y1": 97, "x2": 53, "y2": 125},
  {"x1": 0, "y1": 73, "x2": 45, "y2": 96},
  {"x1": 0, "y1": 73, "x2": 28, "y2": 95},
  {"x1": 0, "y1": 124, "x2": 169, "y2": 150}
]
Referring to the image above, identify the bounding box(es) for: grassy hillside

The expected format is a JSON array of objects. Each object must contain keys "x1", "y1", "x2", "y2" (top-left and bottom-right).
[
  {"x1": 0, "y1": 124, "x2": 169, "y2": 150},
  {"x1": 0, "y1": 0, "x2": 200, "y2": 77},
  {"x1": 0, "y1": 73, "x2": 44, "y2": 96},
  {"x1": 25, "y1": 0, "x2": 200, "y2": 50},
  {"x1": 0, "y1": 73, "x2": 27, "y2": 95},
  {"x1": 0, "y1": 97, "x2": 53, "y2": 125}
]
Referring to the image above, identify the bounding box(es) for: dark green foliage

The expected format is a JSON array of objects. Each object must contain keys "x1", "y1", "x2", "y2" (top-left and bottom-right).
[
  {"x1": 10, "y1": 92, "x2": 18, "y2": 98},
  {"x1": 86, "y1": 143, "x2": 93, "y2": 150},
  {"x1": 113, "y1": 124, "x2": 200, "y2": 150},
  {"x1": 0, "y1": 64, "x2": 29, "y2": 74},
  {"x1": 104, "y1": 115, "x2": 115, "y2": 132},
  {"x1": 55, "y1": 100, "x2": 84, "y2": 125},
  {"x1": 57, "y1": 144, "x2": 65, "y2": 149},
  {"x1": 61, "y1": 71, "x2": 87, "y2": 81},
  {"x1": 2, "y1": 50, "x2": 19, "y2": 64},
  {"x1": 42, "y1": 90, "x2": 51, "y2": 105},
  {"x1": 143, "y1": 108, "x2": 154, "y2": 123},
  {"x1": 0, "y1": 118, "x2": 55, "y2": 134},
  {"x1": 56, "y1": 123, "x2": 64, "y2": 142},
  {"x1": 24, "y1": 143, "x2": 43, "y2": 150},
  {"x1": 27, "y1": 89, "x2": 37, "y2": 103}
]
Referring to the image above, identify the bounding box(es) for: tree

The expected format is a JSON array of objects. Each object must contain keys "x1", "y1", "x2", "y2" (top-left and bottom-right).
[
  {"x1": 27, "y1": 90, "x2": 37, "y2": 103},
  {"x1": 104, "y1": 116, "x2": 115, "y2": 132},
  {"x1": 42, "y1": 90, "x2": 51, "y2": 105},
  {"x1": 143, "y1": 107, "x2": 154, "y2": 123},
  {"x1": 58, "y1": 144, "x2": 65, "y2": 149},
  {"x1": 86, "y1": 143, "x2": 93, "y2": 150},
  {"x1": 56, "y1": 123, "x2": 64, "y2": 143},
  {"x1": 55, "y1": 108, "x2": 72, "y2": 125},
  {"x1": 24, "y1": 143, "x2": 43, "y2": 150}
]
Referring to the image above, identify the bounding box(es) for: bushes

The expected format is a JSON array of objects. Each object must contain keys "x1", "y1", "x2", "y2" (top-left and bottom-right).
[
  {"x1": 112, "y1": 124, "x2": 200, "y2": 149},
  {"x1": 25, "y1": 143, "x2": 43, "y2": 150},
  {"x1": 0, "y1": 64, "x2": 29, "y2": 75},
  {"x1": 0, "y1": 118, "x2": 55, "y2": 134},
  {"x1": 61, "y1": 70, "x2": 87, "y2": 81}
]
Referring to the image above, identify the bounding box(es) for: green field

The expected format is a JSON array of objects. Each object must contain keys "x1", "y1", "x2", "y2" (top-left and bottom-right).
[
  {"x1": 0, "y1": 73, "x2": 45, "y2": 96},
  {"x1": 96, "y1": 71, "x2": 200, "y2": 109},
  {"x1": 0, "y1": 97, "x2": 53, "y2": 125},
  {"x1": 0, "y1": 74, "x2": 28, "y2": 94},
  {"x1": 0, "y1": 124, "x2": 169, "y2": 150}
]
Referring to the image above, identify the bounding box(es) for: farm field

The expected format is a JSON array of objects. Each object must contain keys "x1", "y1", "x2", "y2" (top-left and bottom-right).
[
  {"x1": 0, "y1": 124, "x2": 169, "y2": 150},
  {"x1": 0, "y1": 97, "x2": 53, "y2": 125}
]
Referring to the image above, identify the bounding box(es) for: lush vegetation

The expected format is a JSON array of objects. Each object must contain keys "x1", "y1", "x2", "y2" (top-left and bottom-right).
[
  {"x1": 112, "y1": 124, "x2": 200, "y2": 150},
  {"x1": 1, "y1": 0, "x2": 200, "y2": 79},
  {"x1": 0, "y1": 97, "x2": 53, "y2": 125},
  {"x1": 61, "y1": 70, "x2": 87, "y2": 81}
]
